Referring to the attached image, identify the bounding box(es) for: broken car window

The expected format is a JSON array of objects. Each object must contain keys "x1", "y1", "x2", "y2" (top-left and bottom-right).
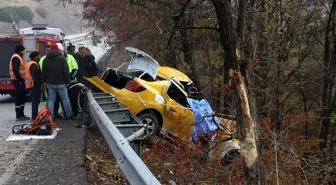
[{"x1": 167, "y1": 83, "x2": 189, "y2": 108}]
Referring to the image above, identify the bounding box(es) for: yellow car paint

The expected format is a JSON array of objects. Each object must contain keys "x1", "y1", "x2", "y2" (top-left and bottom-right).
[
  {"x1": 158, "y1": 66, "x2": 193, "y2": 85},
  {"x1": 84, "y1": 76, "x2": 114, "y2": 93},
  {"x1": 87, "y1": 72, "x2": 235, "y2": 143},
  {"x1": 161, "y1": 80, "x2": 195, "y2": 140}
]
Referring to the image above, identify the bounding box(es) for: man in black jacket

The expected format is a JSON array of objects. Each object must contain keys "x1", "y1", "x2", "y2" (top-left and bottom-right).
[
  {"x1": 9, "y1": 45, "x2": 29, "y2": 120},
  {"x1": 25, "y1": 51, "x2": 42, "y2": 120},
  {"x1": 76, "y1": 47, "x2": 98, "y2": 79},
  {"x1": 42, "y1": 44, "x2": 72, "y2": 119},
  {"x1": 85, "y1": 48, "x2": 98, "y2": 77}
]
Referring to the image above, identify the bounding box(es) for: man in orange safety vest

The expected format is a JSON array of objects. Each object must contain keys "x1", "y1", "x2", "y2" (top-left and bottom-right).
[
  {"x1": 25, "y1": 51, "x2": 42, "y2": 120},
  {"x1": 9, "y1": 45, "x2": 29, "y2": 121}
]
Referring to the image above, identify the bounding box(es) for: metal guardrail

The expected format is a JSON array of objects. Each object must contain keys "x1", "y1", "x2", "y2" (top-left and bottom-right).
[
  {"x1": 65, "y1": 33, "x2": 92, "y2": 44},
  {"x1": 87, "y1": 91, "x2": 161, "y2": 185}
]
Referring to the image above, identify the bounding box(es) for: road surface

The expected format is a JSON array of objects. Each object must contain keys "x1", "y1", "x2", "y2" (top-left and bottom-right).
[
  {"x1": 0, "y1": 33, "x2": 108, "y2": 184},
  {"x1": 0, "y1": 96, "x2": 88, "y2": 185}
]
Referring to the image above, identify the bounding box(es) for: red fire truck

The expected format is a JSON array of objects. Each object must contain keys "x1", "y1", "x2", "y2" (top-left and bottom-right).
[{"x1": 0, "y1": 32, "x2": 61, "y2": 96}]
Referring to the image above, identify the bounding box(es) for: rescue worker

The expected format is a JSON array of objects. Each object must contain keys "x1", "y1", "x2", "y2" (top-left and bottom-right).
[
  {"x1": 42, "y1": 43, "x2": 72, "y2": 119},
  {"x1": 39, "y1": 45, "x2": 51, "y2": 68},
  {"x1": 53, "y1": 43, "x2": 78, "y2": 118},
  {"x1": 25, "y1": 51, "x2": 42, "y2": 120},
  {"x1": 67, "y1": 43, "x2": 76, "y2": 56},
  {"x1": 9, "y1": 45, "x2": 29, "y2": 120},
  {"x1": 68, "y1": 78, "x2": 86, "y2": 119},
  {"x1": 39, "y1": 45, "x2": 50, "y2": 101}
]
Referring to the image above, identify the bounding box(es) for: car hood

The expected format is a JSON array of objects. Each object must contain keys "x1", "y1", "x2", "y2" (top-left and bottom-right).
[
  {"x1": 158, "y1": 66, "x2": 193, "y2": 84},
  {"x1": 125, "y1": 47, "x2": 160, "y2": 80}
]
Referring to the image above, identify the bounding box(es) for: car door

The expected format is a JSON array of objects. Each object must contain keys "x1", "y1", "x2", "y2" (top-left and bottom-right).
[{"x1": 162, "y1": 80, "x2": 195, "y2": 141}]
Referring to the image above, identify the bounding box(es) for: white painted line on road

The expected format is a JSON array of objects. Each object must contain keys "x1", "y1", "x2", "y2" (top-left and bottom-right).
[
  {"x1": 0, "y1": 140, "x2": 38, "y2": 185},
  {"x1": 5, "y1": 130, "x2": 59, "y2": 141}
]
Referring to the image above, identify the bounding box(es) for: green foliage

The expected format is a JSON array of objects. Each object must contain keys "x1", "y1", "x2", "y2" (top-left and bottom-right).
[
  {"x1": 0, "y1": 6, "x2": 34, "y2": 23},
  {"x1": 32, "y1": 0, "x2": 42, "y2": 2}
]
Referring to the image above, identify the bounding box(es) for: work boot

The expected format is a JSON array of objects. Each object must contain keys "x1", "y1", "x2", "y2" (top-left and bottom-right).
[
  {"x1": 19, "y1": 107, "x2": 29, "y2": 120},
  {"x1": 16, "y1": 116, "x2": 30, "y2": 121},
  {"x1": 69, "y1": 114, "x2": 79, "y2": 120},
  {"x1": 54, "y1": 114, "x2": 63, "y2": 119},
  {"x1": 21, "y1": 115, "x2": 30, "y2": 120}
]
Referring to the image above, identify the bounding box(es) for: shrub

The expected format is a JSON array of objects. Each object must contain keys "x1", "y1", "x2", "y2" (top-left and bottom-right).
[
  {"x1": 36, "y1": 7, "x2": 48, "y2": 18},
  {"x1": 0, "y1": 6, "x2": 34, "y2": 23}
]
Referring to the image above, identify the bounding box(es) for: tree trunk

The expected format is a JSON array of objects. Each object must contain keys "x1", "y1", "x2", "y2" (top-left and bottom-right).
[
  {"x1": 179, "y1": 18, "x2": 202, "y2": 91},
  {"x1": 319, "y1": 0, "x2": 336, "y2": 151},
  {"x1": 212, "y1": 0, "x2": 265, "y2": 184}
]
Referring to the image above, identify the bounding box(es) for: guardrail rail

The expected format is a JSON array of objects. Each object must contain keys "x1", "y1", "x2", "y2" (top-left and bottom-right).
[
  {"x1": 87, "y1": 91, "x2": 161, "y2": 185},
  {"x1": 65, "y1": 33, "x2": 92, "y2": 44}
]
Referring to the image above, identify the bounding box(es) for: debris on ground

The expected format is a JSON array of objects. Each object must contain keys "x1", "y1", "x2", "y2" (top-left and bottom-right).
[
  {"x1": 85, "y1": 126, "x2": 246, "y2": 185},
  {"x1": 85, "y1": 127, "x2": 126, "y2": 185}
]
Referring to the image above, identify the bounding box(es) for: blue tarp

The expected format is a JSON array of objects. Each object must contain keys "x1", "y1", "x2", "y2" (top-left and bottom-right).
[{"x1": 187, "y1": 98, "x2": 220, "y2": 143}]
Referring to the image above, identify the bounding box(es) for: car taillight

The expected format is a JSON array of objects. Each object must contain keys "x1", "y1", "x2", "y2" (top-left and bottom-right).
[{"x1": 125, "y1": 80, "x2": 146, "y2": 92}]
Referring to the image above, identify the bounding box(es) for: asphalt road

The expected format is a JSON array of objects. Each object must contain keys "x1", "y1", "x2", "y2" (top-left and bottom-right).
[{"x1": 0, "y1": 95, "x2": 88, "y2": 185}]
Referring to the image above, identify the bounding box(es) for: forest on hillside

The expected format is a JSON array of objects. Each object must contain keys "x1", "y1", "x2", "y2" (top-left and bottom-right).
[{"x1": 63, "y1": 0, "x2": 335, "y2": 184}]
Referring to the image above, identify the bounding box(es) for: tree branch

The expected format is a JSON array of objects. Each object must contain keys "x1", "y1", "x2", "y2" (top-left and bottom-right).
[
  {"x1": 176, "y1": 26, "x2": 219, "y2": 32},
  {"x1": 166, "y1": 0, "x2": 192, "y2": 49}
]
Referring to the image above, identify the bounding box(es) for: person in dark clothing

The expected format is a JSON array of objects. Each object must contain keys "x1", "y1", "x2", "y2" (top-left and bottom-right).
[
  {"x1": 77, "y1": 47, "x2": 98, "y2": 79},
  {"x1": 75, "y1": 46, "x2": 87, "y2": 77},
  {"x1": 74, "y1": 46, "x2": 85, "y2": 63},
  {"x1": 42, "y1": 43, "x2": 72, "y2": 119},
  {"x1": 68, "y1": 81, "x2": 87, "y2": 119},
  {"x1": 54, "y1": 48, "x2": 78, "y2": 119},
  {"x1": 9, "y1": 45, "x2": 29, "y2": 120},
  {"x1": 85, "y1": 48, "x2": 98, "y2": 77},
  {"x1": 25, "y1": 51, "x2": 42, "y2": 120},
  {"x1": 67, "y1": 44, "x2": 76, "y2": 56}
]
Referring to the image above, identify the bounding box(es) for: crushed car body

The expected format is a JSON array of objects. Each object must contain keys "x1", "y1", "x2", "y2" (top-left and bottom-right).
[{"x1": 99, "y1": 47, "x2": 240, "y2": 164}]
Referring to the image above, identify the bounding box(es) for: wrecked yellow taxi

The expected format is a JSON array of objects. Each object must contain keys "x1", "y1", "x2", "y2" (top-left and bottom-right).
[{"x1": 98, "y1": 47, "x2": 240, "y2": 163}]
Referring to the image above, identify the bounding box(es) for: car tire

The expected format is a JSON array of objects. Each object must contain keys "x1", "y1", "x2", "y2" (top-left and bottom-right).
[{"x1": 138, "y1": 113, "x2": 161, "y2": 136}]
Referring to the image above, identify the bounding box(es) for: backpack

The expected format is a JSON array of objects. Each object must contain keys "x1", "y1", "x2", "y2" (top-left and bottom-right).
[{"x1": 12, "y1": 107, "x2": 62, "y2": 135}]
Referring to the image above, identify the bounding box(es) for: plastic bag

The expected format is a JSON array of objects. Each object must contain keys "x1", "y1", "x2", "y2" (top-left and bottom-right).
[{"x1": 187, "y1": 98, "x2": 219, "y2": 142}]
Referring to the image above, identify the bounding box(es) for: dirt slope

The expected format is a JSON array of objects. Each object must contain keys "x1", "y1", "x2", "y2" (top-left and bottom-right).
[{"x1": 0, "y1": 0, "x2": 89, "y2": 34}]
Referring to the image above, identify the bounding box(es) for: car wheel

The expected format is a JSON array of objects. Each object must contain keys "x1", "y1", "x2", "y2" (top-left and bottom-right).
[{"x1": 138, "y1": 113, "x2": 161, "y2": 136}]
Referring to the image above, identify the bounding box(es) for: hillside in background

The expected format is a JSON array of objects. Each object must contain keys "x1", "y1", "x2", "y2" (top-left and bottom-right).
[{"x1": 0, "y1": 0, "x2": 89, "y2": 34}]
